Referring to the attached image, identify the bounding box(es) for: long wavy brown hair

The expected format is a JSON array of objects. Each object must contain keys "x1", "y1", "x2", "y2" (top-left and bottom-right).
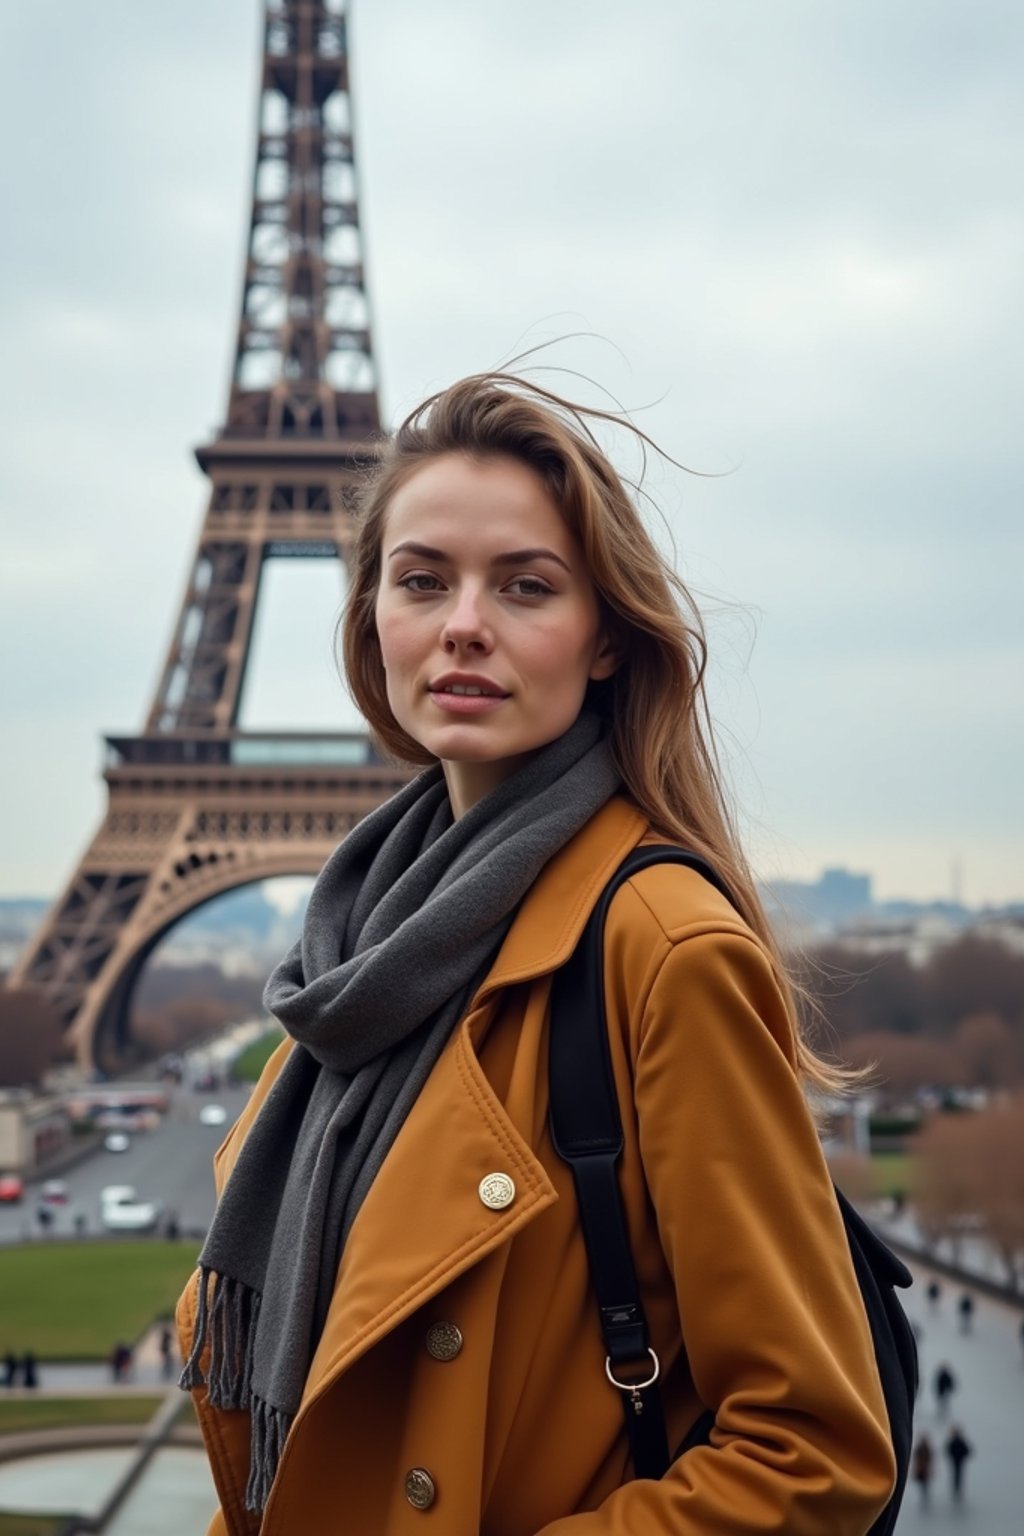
[{"x1": 342, "y1": 371, "x2": 847, "y2": 1094}]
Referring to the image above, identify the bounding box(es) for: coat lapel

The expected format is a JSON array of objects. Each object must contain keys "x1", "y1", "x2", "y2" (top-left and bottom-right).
[{"x1": 300, "y1": 1002, "x2": 556, "y2": 1398}]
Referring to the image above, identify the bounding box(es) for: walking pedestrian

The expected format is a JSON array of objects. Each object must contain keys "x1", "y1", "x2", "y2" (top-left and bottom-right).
[
  {"x1": 1019, "y1": 1315, "x2": 1024, "y2": 1363},
  {"x1": 110, "y1": 1341, "x2": 132, "y2": 1383},
  {"x1": 933, "y1": 1361, "x2": 957, "y2": 1418},
  {"x1": 957, "y1": 1291, "x2": 975, "y2": 1334},
  {"x1": 945, "y1": 1425, "x2": 972, "y2": 1502},
  {"x1": 158, "y1": 1324, "x2": 174, "y2": 1380},
  {"x1": 1, "y1": 1351, "x2": 17, "y2": 1388},
  {"x1": 176, "y1": 370, "x2": 900, "y2": 1534},
  {"x1": 912, "y1": 1434, "x2": 935, "y2": 1509},
  {"x1": 21, "y1": 1352, "x2": 38, "y2": 1389},
  {"x1": 925, "y1": 1278, "x2": 941, "y2": 1310}
]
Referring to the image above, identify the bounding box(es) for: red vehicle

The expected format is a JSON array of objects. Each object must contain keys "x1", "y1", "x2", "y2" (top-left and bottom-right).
[{"x1": 0, "y1": 1173, "x2": 24, "y2": 1204}]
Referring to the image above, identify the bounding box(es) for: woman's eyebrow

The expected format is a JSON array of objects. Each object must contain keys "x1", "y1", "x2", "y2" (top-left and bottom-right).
[
  {"x1": 493, "y1": 548, "x2": 571, "y2": 573},
  {"x1": 387, "y1": 541, "x2": 571, "y2": 573},
  {"x1": 387, "y1": 541, "x2": 448, "y2": 561}
]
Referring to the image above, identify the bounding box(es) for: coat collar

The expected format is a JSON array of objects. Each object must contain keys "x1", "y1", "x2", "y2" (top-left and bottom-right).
[{"x1": 468, "y1": 794, "x2": 648, "y2": 1008}]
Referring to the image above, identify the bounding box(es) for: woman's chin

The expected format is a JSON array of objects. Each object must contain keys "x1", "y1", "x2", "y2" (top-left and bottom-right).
[{"x1": 422, "y1": 722, "x2": 519, "y2": 765}]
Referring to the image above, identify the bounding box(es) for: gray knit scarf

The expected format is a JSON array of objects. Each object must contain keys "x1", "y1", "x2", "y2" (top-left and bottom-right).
[{"x1": 180, "y1": 712, "x2": 619, "y2": 1511}]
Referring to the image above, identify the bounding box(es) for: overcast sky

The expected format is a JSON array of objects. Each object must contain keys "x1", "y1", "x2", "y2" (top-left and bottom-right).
[{"x1": 1, "y1": 0, "x2": 1021, "y2": 907}]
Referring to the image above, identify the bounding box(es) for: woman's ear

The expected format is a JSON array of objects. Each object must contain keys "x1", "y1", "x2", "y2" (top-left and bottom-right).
[{"x1": 589, "y1": 630, "x2": 620, "y2": 682}]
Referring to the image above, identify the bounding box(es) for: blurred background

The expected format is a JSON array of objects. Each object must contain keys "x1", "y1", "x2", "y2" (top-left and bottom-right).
[{"x1": 0, "y1": 2, "x2": 1021, "y2": 1531}]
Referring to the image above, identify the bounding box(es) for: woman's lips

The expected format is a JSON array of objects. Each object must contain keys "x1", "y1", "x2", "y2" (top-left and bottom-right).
[{"x1": 428, "y1": 690, "x2": 509, "y2": 715}]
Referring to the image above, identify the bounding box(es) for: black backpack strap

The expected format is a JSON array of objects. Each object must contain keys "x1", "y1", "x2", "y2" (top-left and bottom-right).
[{"x1": 549, "y1": 844, "x2": 730, "y2": 1479}]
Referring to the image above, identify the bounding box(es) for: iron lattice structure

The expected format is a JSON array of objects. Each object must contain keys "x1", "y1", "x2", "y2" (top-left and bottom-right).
[{"x1": 7, "y1": 1, "x2": 408, "y2": 1070}]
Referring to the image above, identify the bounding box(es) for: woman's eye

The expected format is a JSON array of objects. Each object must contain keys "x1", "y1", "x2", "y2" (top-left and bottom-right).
[
  {"x1": 506, "y1": 576, "x2": 552, "y2": 598},
  {"x1": 399, "y1": 572, "x2": 443, "y2": 593}
]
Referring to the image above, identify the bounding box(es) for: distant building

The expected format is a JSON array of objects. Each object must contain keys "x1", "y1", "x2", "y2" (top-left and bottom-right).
[
  {"x1": 832, "y1": 911, "x2": 962, "y2": 967},
  {"x1": 971, "y1": 913, "x2": 1024, "y2": 957},
  {"x1": 759, "y1": 867, "x2": 1024, "y2": 965},
  {"x1": 0, "y1": 1088, "x2": 71, "y2": 1174},
  {"x1": 819, "y1": 869, "x2": 873, "y2": 923},
  {"x1": 764, "y1": 867, "x2": 874, "y2": 936}
]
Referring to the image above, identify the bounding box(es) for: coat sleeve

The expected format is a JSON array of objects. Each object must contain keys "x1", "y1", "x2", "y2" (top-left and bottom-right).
[{"x1": 535, "y1": 926, "x2": 896, "y2": 1536}]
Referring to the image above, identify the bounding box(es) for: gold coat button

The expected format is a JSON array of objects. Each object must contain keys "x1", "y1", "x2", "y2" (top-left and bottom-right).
[
  {"x1": 478, "y1": 1172, "x2": 516, "y2": 1210},
  {"x1": 405, "y1": 1467, "x2": 436, "y2": 1510},
  {"x1": 425, "y1": 1321, "x2": 463, "y2": 1362}
]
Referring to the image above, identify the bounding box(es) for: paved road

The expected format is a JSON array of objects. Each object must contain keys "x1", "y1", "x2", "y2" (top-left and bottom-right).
[
  {"x1": 894, "y1": 1254, "x2": 1024, "y2": 1534},
  {"x1": 0, "y1": 1081, "x2": 251, "y2": 1245}
]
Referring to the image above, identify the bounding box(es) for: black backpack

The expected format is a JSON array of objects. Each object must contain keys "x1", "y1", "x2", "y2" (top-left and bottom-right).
[{"x1": 549, "y1": 845, "x2": 917, "y2": 1534}]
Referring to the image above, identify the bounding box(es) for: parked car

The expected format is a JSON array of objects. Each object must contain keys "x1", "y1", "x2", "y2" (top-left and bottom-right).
[
  {"x1": 40, "y1": 1179, "x2": 69, "y2": 1205},
  {"x1": 99, "y1": 1185, "x2": 161, "y2": 1233},
  {"x1": 0, "y1": 1173, "x2": 24, "y2": 1204},
  {"x1": 95, "y1": 1108, "x2": 160, "y2": 1133},
  {"x1": 100, "y1": 1183, "x2": 135, "y2": 1204},
  {"x1": 104, "y1": 1132, "x2": 130, "y2": 1153},
  {"x1": 198, "y1": 1103, "x2": 228, "y2": 1128}
]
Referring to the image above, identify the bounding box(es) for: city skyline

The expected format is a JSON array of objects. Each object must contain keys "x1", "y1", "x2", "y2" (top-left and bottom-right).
[
  {"x1": 1, "y1": 1, "x2": 1021, "y2": 906},
  {"x1": 1, "y1": 853, "x2": 1015, "y2": 922}
]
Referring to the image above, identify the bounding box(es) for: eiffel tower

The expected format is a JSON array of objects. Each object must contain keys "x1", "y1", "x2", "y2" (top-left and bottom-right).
[{"x1": 6, "y1": 0, "x2": 408, "y2": 1072}]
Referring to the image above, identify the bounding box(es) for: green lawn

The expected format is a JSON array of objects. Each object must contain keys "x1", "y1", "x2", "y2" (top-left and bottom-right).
[
  {"x1": 0, "y1": 1516, "x2": 73, "y2": 1536},
  {"x1": 0, "y1": 1241, "x2": 199, "y2": 1360},
  {"x1": 0, "y1": 1397, "x2": 165, "y2": 1436},
  {"x1": 869, "y1": 1152, "x2": 917, "y2": 1199},
  {"x1": 232, "y1": 1027, "x2": 284, "y2": 1083}
]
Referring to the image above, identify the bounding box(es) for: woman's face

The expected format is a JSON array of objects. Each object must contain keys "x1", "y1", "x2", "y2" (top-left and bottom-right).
[{"x1": 374, "y1": 452, "x2": 616, "y2": 816}]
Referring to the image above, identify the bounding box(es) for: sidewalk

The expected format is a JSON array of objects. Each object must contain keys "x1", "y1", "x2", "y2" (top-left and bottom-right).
[
  {"x1": 890, "y1": 1251, "x2": 1024, "y2": 1534},
  {"x1": 1, "y1": 1324, "x2": 181, "y2": 1397}
]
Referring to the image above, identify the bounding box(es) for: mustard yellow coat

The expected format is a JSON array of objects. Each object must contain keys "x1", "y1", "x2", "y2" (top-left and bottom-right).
[{"x1": 177, "y1": 796, "x2": 895, "y2": 1535}]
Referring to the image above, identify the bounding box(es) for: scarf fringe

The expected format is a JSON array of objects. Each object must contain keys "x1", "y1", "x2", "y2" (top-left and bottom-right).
[
  {"x1": 178, "y1": 1264, "x2": 212, "y2": 1392},
  {"x1": 179, "y1": 1266, "x2": 260, "y2": 1409},
  {"x1": 181, "y1": 1268, "x2": 287, "y2": 1511},
  {"x1": 246, "y1": 1391, "x2": 293, "y2": 1513}
]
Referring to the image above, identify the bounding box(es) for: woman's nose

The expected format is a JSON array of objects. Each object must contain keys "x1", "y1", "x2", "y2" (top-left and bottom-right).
[{"x1": 441, "y1": 588, "x2": 493, "y2": 651}]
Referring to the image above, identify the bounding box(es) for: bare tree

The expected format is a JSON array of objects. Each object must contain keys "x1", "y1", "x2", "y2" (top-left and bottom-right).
[
  {"x1": 915, "y1": 1099, "x2": 1024, "y2": 1289},
  {"x1": 923, "y1": 937, "x2": 1024, "y2": 1037},
  {"x1": 968, "y1": 1097, "x2": 1024, "y2": 1292},
  {"x1": 841, "y1": 1031, "x2": 960, "y2": 1101},
  {"x1": 954, "y1": 1012, "x2": 1022, "y2": 1090},
  {"x1": 913, "y1": 1113, "x2": 986, "y2": 1261}
]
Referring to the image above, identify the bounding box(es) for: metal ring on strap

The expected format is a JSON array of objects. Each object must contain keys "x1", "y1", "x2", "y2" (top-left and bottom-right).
[{"x1": 604, "y1": 1348, "x2": 660, "y2": 1394}]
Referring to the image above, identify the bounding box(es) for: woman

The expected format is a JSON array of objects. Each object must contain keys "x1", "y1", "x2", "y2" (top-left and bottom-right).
[{"x1": 177, "y1": 373, "x2": 895, "y2": 1534}]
